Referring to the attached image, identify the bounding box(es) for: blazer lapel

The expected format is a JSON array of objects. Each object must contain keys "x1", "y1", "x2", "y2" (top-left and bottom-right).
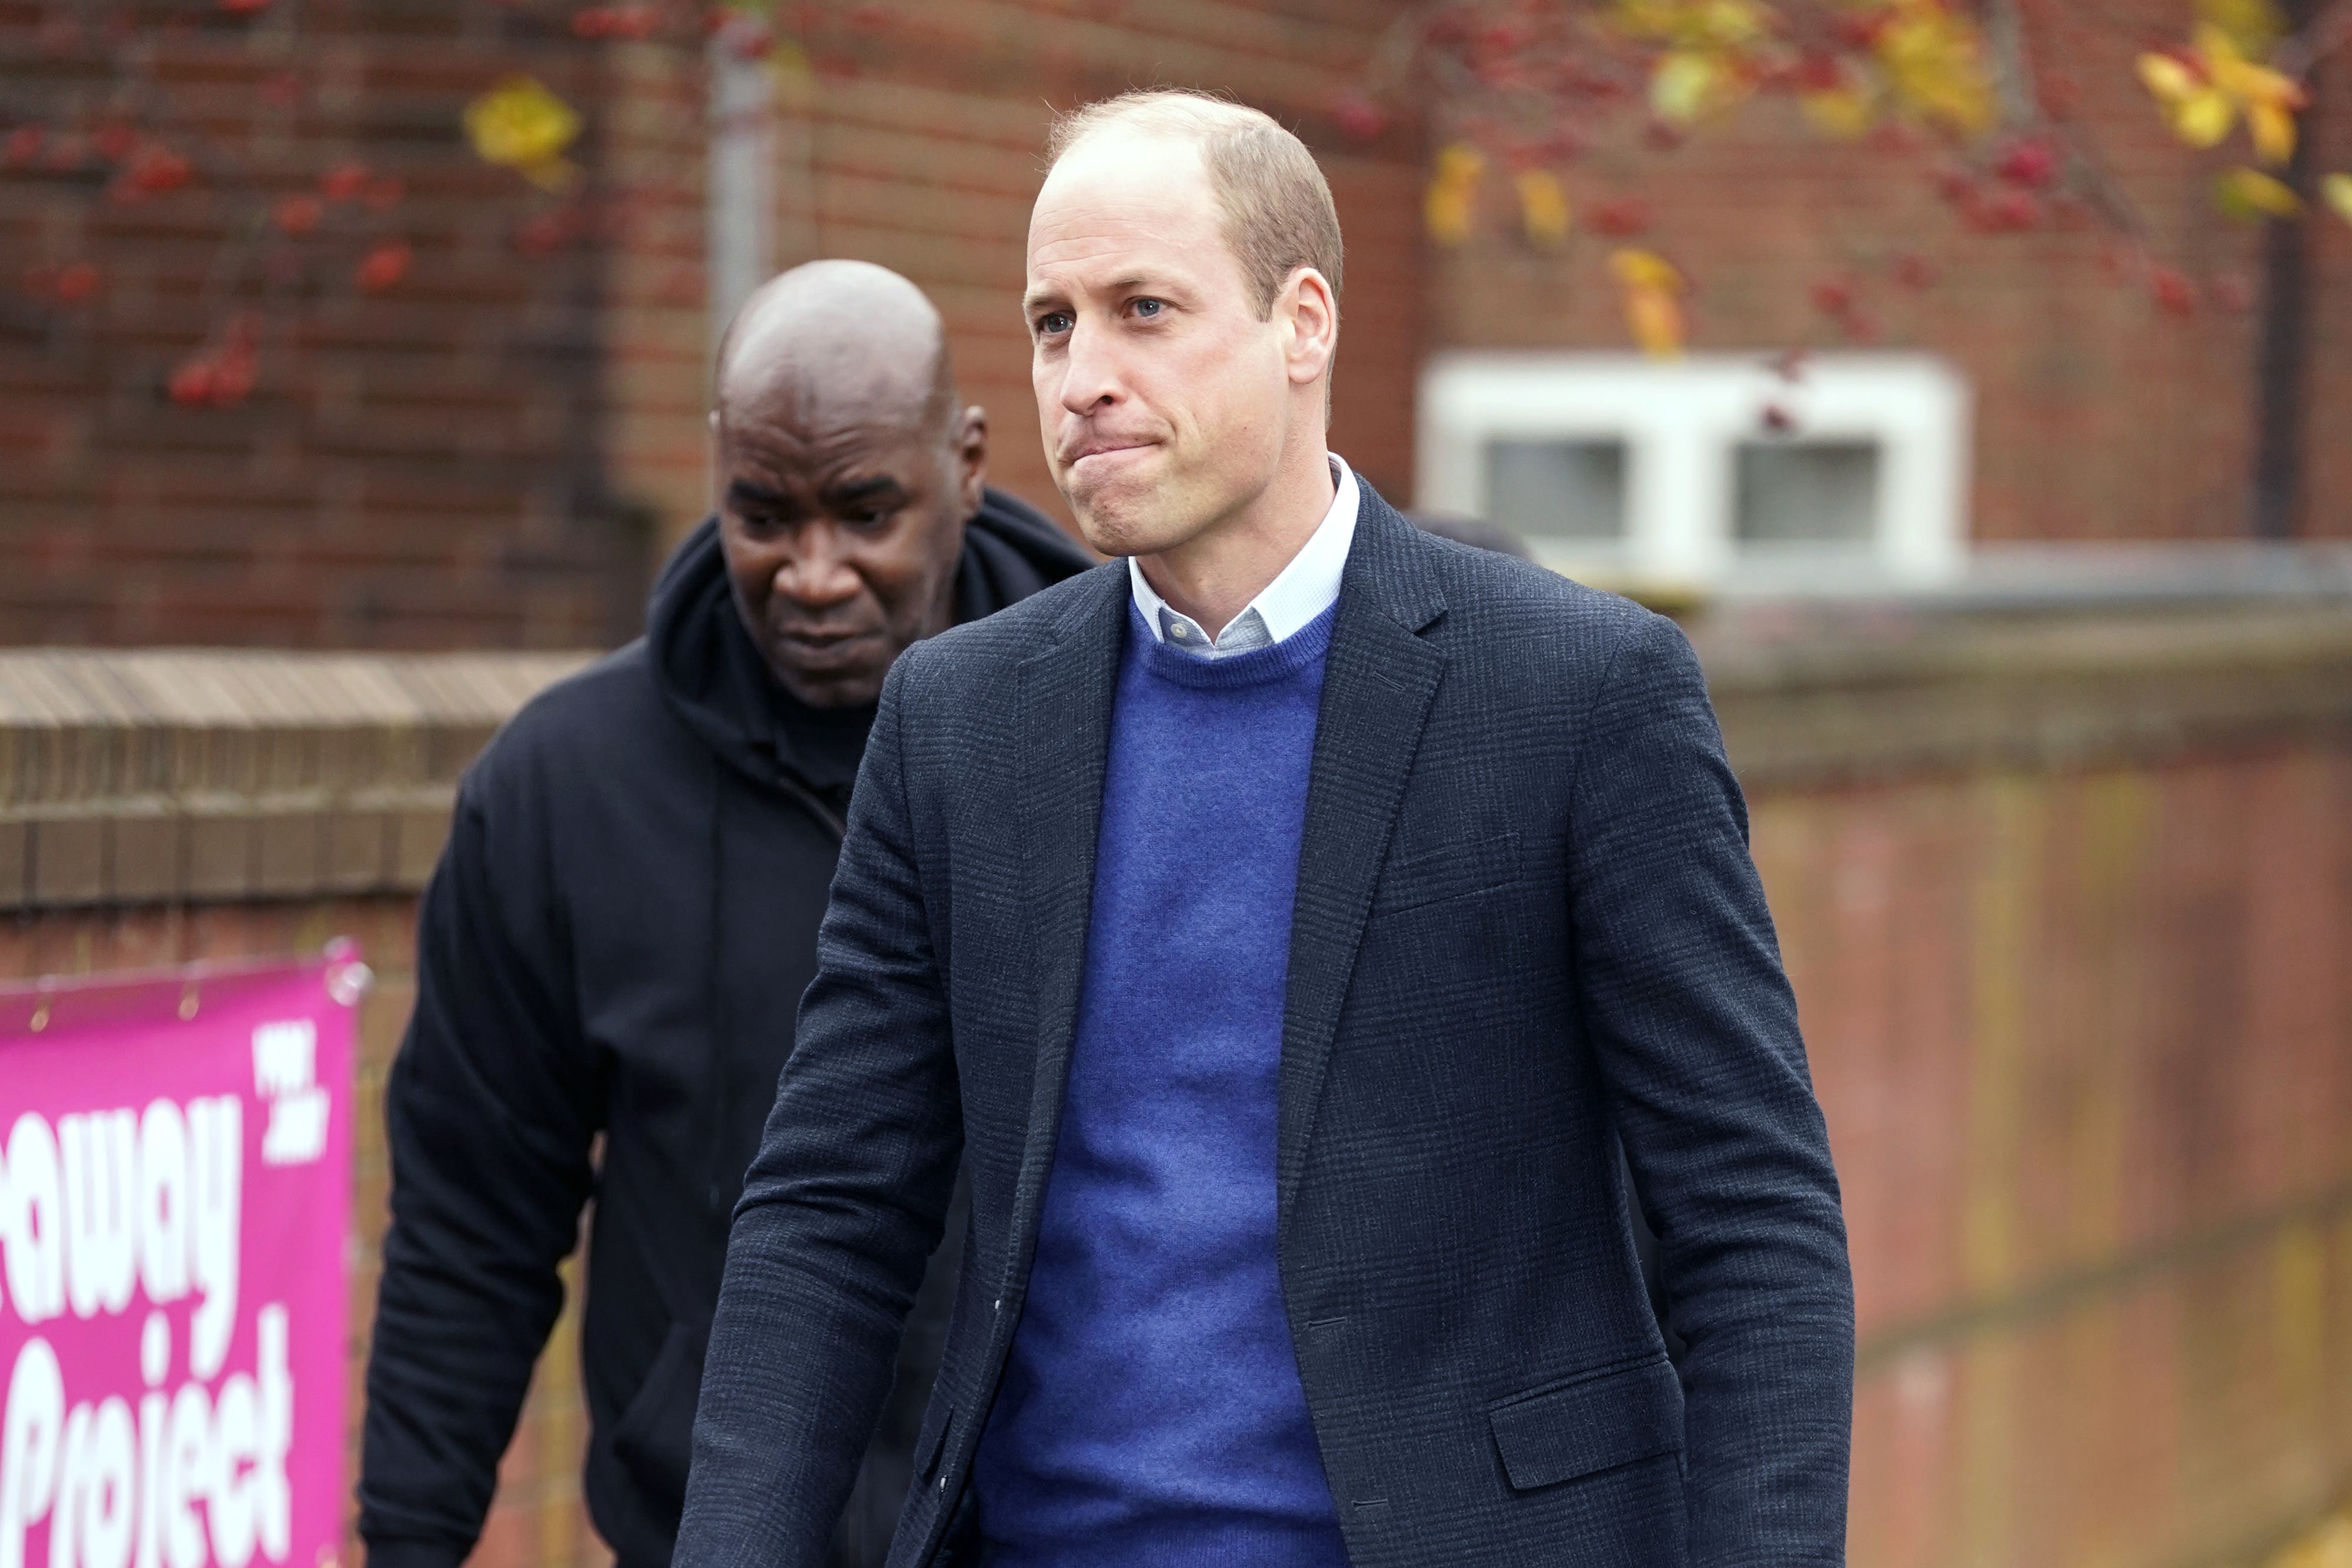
[
  {"x1": 1008, "y1": 566, "x2": 1128, "y2": 1265},
  {"x1": 1277, "y1": 490, "x2": 1447, "y2": 1225}
]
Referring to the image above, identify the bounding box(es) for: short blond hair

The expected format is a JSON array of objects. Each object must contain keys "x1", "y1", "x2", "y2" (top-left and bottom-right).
[{"x1": 1046, "y1": 89, "x2": 1344, "y2": 319}]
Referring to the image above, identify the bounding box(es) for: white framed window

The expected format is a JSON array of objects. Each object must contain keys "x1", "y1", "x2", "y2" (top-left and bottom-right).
[{"x1": 1415, "y1": 352, "x2": 1971, "y2": 591}]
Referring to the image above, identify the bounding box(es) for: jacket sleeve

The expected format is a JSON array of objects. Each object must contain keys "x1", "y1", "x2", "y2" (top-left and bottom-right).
[
  {"x1": 676, "y1": 653, "x2": 964, "y2": 1568},
  {"x1": 1566, "y1": 610, "x2": 1855, "y2": 1567},
  {"x1": 358, "y1": 762, "x2": 603, "y2": 1568}
]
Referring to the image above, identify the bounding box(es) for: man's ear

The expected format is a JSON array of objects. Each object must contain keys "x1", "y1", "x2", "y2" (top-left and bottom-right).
[
  {"x1": 1279, "y1": 268, "x2": 1339, "y2": 389},
  {"x1": 954, "y1": 404, "x2": 989, "y2": 518}
]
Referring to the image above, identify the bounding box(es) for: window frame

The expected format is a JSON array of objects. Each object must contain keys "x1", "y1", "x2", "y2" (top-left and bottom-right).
[{"x1": 1415, "y1": 350, "x2": 1972, "y2": 589}]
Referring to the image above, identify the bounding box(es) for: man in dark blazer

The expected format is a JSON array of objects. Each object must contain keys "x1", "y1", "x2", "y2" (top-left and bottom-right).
[{"x1": 677, "y1": 92, "x2": 1853, "y2": 1568}]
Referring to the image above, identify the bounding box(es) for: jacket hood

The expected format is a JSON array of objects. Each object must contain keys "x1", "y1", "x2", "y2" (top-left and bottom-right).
[{"x1": 647, "y1": 487, "x2": 1094, "y2": 795}]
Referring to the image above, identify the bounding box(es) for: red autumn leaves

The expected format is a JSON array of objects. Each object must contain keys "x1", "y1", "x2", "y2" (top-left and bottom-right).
[
  {"x1": 1392, "y1": 0, "x2": 2342, "y2": 356},
  {"x1": 569, "y1": 5, "x2": 659, "y2": 38},
  {"x1": 153, "y1": 159, "x2": 412, "y2": 406},
  {"x1": 163, "y1": 164, "x2": 412, "y2": 408},
  {"x1": 145, "y1": 161, "x2": 413, "y2": 404},
  {"x1": 3, "y1": 122, "x2": 193, "y2": 202},
  {"x1": 21, "y1": 261, "x2": 100, "y2": 306},
  {"x1": 1927, "y1": 136, "x2": 2084, "y2": 236},
  {"x1": 168, "y1": 315, "x2": 259, "y2": 408}
]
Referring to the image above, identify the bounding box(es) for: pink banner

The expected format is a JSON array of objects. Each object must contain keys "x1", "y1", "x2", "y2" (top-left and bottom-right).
[{"x1": 0, "y1": 948, "x2": 362, "y2": 1568}]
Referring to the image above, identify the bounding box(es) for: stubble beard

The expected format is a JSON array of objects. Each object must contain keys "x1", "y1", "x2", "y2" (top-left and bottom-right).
[{"x1": 1064, "y1": 466, "x2": 1219, "y2": 563}]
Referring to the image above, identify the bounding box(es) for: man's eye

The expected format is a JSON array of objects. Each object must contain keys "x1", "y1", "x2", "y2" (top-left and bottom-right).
[
  {"x1": 1132, "y1": 298, "x2": 1163, "y2": 318},
  {"x1": 1038, "y1": 311, "x2": 1074, "y2": 336}
]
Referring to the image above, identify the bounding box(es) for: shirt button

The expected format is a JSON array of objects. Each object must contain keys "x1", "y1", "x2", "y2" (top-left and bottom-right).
[
  {"x1": 993, "y1": 1298, "x2": 1003, "y2": 1310},
  {"x1": 938, "y1": 1474, "x2": 948, "y2": 1490}
]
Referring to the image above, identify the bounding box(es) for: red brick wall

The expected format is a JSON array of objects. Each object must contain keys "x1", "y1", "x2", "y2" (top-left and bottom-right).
[
  {"x1": 1, "y1": 0, "x2": 1427, "y2": 648},
  {"x1": 1429, "y1": 0, "x2": 2352, "y2": 544},
  {"x1": 6, "y1": 720, "x2": 2345, "y2": 1568},
  {"x1": 0, "y1": 0, "x2": 656, "y2": 647},
  {"x1": 1772, "y1": 747, "x2": 2352, "y2": 1564},
  {"x1": 7, "y1": 2, "x2": 2348, "y2": 652}
]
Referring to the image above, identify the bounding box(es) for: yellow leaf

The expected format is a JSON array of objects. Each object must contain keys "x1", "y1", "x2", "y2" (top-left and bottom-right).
[
  {"x1": 1611, "y1": 247, "x2": 1684, "y2": 293},
  {"x1": 2137, "y1": 52, "x2": 2199, "y2": 102},
  {"x1": 1425, "y1": 182, "x2": 1475, "y2": 246},
  {"x1": 2216, "y1": 165, "x2": 2303, "y2": 220},
  {"x1": 2324, "y1": 172, "x2": 2352, "y2": 225},
  {"x1": 1608, "y1": 0, "x2": 1675, "y2": 41},
  {"x1": 1651, "y1": 51, "x2": 1722, "y2": 124},
  {"x1": 1802, "y1": 86, "x2": 1879, "y2": 139},
  {"x1": 1625, "y1": 286, "x2": 1686, "y2": 357},
  {"x1": 2247, "y1": 99, "x2": 2298, "y2": 163},
  {"x1": 2157, "y1": 21, "x2": 2306, "y2": 160},
  {"x1": 1877, "y1": 4, "x2": 1997, "y2": 137},
  {"x1": 1610, "y1": 0, "x2": 1765, "y2": 48},
  {"x1": 1435, "y1": 142, "x2": 1486, "y2": 181},
  {"x1": 2172, "y1": 88, "x2": 2239, "y2": 148},
  {"x1": 2196, "y1": 0, "x2": 2286, "y2": 51},
  {"x1": 2229, "y1": 61, "x2": 2306, "y2": 107},
  {"x1": 1514, "y1": 169, "x2": 1572, "y2": 246},
  {"x1": 2192, "y1": 21, "x2": 2251, "y2": 69},
  {"x1": 1424, "y1": 144, "x2": 1486, "y2": 246},
  {"x1": 1692, "y1": 0, "x2": 1767, "y2": 48},
  {"x1": 464, "y1": 76, "x2": 583, "y2": 177}
]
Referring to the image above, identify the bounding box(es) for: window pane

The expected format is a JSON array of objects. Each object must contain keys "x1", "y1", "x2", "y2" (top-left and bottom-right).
[
  {"x1": 1483, "y1": 439, "x2": 1626, "y2": 541},
  {"x1": 1735, "y1": 441, "x2": 1879, "y2": 544}
]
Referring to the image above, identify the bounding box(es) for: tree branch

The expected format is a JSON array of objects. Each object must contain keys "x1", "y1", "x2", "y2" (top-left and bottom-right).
[{"x1": 2280, "y1": 0, "x2": 2352, "y2": 75}]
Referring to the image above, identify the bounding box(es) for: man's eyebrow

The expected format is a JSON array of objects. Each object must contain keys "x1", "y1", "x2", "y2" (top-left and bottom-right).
[
  {"x1": 1022, "y1": 274, "x2": 1179, "y2": 317},
  {"x1": 726, "y1": 478, "x2": 791, "y2": 508},
  {"x1": 823, "y1": 474, "x2": 907, "y2": 505}
]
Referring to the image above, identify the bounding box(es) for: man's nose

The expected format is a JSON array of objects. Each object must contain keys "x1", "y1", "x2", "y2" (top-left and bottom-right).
[
  {"x1": 772, "y1": 527, "x2": 864, "y2": 610},
  {"x1": 1057, "y1": 319, "x2": 1123, "y2": 418}
]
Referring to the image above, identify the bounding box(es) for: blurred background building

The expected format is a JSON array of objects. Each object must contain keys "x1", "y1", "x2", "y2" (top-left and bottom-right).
[{"x1": 3, "y1": 1, "x2": 2349, "y2": 1566}]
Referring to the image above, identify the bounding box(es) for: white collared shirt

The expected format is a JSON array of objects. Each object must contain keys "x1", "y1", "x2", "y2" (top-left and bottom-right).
[{"x1": 1127, "y1": 454, "x2": 1359, "y2": 656}]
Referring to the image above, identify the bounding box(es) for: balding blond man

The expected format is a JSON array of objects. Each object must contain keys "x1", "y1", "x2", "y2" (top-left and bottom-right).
[{"x1": 676, "y1": 92, "x2": 1852, "y2": 1568}]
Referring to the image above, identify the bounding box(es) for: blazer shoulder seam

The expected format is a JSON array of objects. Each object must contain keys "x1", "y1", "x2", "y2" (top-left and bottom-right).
[{"x1": 1561, "y1": 607, "x2": 1663, "y2": 812}]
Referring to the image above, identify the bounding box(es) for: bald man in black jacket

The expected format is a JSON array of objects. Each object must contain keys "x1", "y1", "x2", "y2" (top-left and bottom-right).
[{"x1": 358, "y1": 260, "x2": 1091, "y2": 1568}]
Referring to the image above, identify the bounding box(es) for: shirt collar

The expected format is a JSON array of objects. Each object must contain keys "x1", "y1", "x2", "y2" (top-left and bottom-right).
[{"x1": 1127, "y1": 454, "x2": 1359, "y2": 650}]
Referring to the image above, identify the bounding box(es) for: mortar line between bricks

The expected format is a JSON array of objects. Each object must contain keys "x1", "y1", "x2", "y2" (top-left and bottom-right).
[{"x1": 1855, "y1": 1174, "x2": 2352, "y2": 1372}]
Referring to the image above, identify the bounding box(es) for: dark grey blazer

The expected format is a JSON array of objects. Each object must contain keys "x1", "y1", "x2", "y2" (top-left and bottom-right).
[{"x1": 677, "y1": 486, "x2": 1854, "y2": 1568}]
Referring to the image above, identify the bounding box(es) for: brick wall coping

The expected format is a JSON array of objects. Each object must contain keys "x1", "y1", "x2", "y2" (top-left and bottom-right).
[
  {"x1": 0, "y1": 648, "x2": 594, "y2": 911},
  {"x1": 1696, "y1": 604, "x2": 2352, "y2": 788},
  {"x1": 0, "y1": 604, "x2": 2344, "y2": 910}
]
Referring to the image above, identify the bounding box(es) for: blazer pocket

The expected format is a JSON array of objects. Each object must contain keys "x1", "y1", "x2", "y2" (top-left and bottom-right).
[
  {"x1": 1372, "y1": 831, "x2": 1521, "y2": 916},
  {"x1": 1488, "y1": 1355, "x2": 1684, "y2": 1492}
]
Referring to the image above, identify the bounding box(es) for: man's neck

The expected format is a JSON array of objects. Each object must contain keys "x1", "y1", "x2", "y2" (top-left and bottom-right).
[{"x1": 1137, "y1": 445, "x2": 1337, "y2": 638}]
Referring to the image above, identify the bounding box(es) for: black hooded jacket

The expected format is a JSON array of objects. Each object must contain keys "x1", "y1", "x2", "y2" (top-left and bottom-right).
[{"x1": 360, "y1": 492, "x2": 1093, "y2": 1568}]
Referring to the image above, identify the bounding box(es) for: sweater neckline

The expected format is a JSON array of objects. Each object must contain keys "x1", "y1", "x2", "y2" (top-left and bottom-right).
[{"x1": 1127, "y1": 601, "x2": 1335, "y2": 689}]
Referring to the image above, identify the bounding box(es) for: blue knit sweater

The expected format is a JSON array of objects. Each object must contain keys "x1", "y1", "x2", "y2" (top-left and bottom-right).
[{"x1": 970, "y1": 601, "x2": 1349, "y2": 1568}]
